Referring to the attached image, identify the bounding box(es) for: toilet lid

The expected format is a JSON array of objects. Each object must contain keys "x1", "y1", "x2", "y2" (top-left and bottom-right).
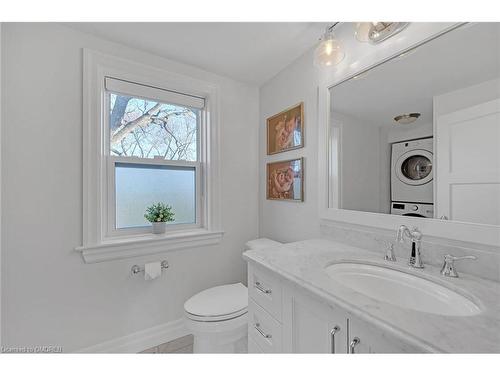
[{"x1": 184, "y1": 283, "x2": 248, "y2": 321}]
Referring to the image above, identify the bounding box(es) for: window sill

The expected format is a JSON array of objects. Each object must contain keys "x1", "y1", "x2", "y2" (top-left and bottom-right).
[{"x1": 75, "y1": 229, "x2": 224, "y2": 264}]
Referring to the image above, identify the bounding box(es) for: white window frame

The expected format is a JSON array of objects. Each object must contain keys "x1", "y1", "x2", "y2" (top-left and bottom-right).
[
  {"x1": 77, "y1": 49, "x2": 223, "y2": 263},
  {"x1": 103, "y1": 84, "x2": 203, "y2": 237}
]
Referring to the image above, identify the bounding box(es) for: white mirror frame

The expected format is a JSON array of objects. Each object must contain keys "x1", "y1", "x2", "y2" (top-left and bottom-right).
[{"x1": 318, "y1": 22, "x2": 500, "y2": 248}]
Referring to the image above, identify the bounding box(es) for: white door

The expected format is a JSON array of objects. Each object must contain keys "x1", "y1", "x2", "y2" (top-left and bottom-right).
[
  {"x1": 282, "y1": 287, "x2": 347, "y2": 353},
  {"x1": 435, "y1": 98, "x2": 500, "y2": 225},
  {"x1": 347, "y1": 316, "x2": 425, "y2": 353}
]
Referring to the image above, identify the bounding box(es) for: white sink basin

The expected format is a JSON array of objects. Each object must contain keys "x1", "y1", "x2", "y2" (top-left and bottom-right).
[{"x1": 325, "y1": 262, "x2": 481, "y2": 316}]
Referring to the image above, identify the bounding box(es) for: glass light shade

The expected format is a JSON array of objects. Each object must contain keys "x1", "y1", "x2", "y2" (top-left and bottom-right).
[
  {"x1": 394, "y1": 113, "x2": 421, "y2": 125},
  {"x1": 355, "y1": 22, "x2": 373, "y2": 42},
  {"x1": 313, "y1": 34, "x2": 345, "y2": 68},
  {"x1": 355, "y1": 22, "x2": 409, "y2": 44}
]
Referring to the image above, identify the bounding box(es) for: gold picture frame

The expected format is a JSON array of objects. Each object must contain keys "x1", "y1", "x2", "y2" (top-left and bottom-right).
[
  {"x1": 266, "y1": 158, "x2": 304, "y2": 202},
  {"x1": 266, "y1": 102, "x2": 304, "y2": 155}
]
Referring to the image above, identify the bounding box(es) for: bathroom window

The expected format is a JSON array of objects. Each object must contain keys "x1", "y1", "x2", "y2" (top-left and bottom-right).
[
  {"x1": 81, "y1": 50, "x2": 222, "y2": 262},
  {"x1": 105, "y1": 77, "x2": 203, "y2": 234}
]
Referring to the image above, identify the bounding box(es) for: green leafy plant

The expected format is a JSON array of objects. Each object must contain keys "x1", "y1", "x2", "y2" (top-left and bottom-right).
[{"x1": 144, "y1": 202, "x2": 175, "y2": 223}]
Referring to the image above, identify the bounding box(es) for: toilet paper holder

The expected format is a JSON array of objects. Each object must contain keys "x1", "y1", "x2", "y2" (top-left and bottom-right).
[{"x1": 131, "y1": 260, "x2": 169, "y2": 275}]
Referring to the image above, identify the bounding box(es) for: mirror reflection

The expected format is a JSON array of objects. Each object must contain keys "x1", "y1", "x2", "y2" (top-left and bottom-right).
[{"x1": 330, "y1": 23, "x2": 500, "y2": 225}]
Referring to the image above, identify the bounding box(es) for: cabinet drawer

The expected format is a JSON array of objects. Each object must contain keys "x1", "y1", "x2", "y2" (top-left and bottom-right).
[
  {"x1": 248, "y1": 298, "x2": 282, "y2": 353},
  {"x1": 248, "y1": 264, "x2": 282, "y2": 321}
]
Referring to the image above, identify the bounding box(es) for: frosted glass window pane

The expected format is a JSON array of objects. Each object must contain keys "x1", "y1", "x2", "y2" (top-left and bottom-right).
[{"x1": 115, "y1": 163, "x2": 196, "y2": 229}]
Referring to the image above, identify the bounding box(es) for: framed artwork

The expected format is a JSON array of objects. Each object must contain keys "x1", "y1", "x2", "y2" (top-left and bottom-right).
[
  {"x1": 266, "y1": 158, "x2": 304, "y2": 202},
  {"x1": 266, "y1": 102, "x2": 304, "y2": 155}
]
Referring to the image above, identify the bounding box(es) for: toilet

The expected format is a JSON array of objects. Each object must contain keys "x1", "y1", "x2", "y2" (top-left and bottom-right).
[{"x1": 184, "y1": 238, "x2": 281, "y2": 353}]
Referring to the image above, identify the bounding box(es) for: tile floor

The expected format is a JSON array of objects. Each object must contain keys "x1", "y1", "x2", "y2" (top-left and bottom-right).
[{"x1": 140, "y1": 334, "x2": 193, "y2": 353}]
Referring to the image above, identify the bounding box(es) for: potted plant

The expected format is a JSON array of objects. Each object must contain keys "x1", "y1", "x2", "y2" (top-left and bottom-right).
[{"x1": 144, "y1": 202, "x2": 175, "y2": 234}]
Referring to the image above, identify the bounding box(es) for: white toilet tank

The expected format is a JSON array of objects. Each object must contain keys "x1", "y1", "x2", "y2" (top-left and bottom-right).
[{"x1": 184, "y1": 238, "x2": 281, "y2": 353}]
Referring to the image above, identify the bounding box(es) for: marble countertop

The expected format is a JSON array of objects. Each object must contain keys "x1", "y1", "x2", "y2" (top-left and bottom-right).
[{"x1": 243, "y1": 238, "x2": 500, "y2": 353}]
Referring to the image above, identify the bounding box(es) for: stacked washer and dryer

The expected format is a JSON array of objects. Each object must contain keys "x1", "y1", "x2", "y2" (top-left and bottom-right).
[{"x1": 390, "y1": 137, "x2": 434, "y2": 218}]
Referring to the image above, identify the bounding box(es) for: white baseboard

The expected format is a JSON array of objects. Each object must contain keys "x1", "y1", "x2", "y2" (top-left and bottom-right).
[{"x1": 77, "y1": 318, "x2": 189, "y2": 353}]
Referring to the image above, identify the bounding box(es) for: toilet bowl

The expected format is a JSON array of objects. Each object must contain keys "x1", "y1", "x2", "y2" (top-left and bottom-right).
[
  {"x1": 184, "y1": 238, "x2": 281, "y2": 353},
  {"x1": 184, "y1": 283, "x2": 248, "y2": 353}
]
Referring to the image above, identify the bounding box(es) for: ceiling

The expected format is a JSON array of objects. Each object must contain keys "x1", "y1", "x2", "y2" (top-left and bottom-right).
[
  {"x1": 332, "y1": 23, "x2": 500, "y2": 127},
  {"x1": 64, "y1": 22, "x2": 329, "y2": 85}
]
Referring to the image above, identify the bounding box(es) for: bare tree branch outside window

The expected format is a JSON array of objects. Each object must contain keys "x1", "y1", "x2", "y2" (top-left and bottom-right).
[{"x1": 109, "y1": 93, "x2": 198, "y2": 161}]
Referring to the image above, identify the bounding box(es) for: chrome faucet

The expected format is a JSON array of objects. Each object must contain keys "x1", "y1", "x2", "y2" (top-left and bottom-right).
[{"x1": 396, "y1": 225, "x2": 424, "y2": 268}]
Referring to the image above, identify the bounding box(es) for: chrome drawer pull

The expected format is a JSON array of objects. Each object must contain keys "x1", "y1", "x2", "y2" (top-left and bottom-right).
[
  {"x1": 254, "y1": 281, "x2": 272, "y2": 295},
  {"x1": 349, "y1": 337, "x2": 360, "y2": 354},
  {"x1": 254, "y1": 323, "x2": 272, "y2": 339},
  {"x1": 330, "y1": 326, "x2": 340, "y2": 353}
]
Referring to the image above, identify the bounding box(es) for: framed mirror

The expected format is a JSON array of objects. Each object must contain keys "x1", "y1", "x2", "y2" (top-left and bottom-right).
[{"x1": 328, "y1": 23, "x2": 499, "y2": 228}]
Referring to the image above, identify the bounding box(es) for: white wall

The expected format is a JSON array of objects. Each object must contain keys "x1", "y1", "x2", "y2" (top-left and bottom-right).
[
  {"x1": 1, "y1": 23, "x2": 259, "y2": 351},
  {"x1": 434, "y1": 78, "x2": 500, "y2": 117},
  {"x1": 386, "y1": 122, "x2": 433, "y2": 143},
  {"x1": 0, "y1": 22, "x2": 3, "y2": 347},
  {"x1": 332, "y1": 111, "x2": 382, "y2": 213},
  {"x1": 259, "y1": 51, "x2": 321, "y2": 242}
]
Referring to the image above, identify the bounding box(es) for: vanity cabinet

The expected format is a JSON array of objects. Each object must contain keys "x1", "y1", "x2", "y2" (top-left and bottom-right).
[{"x1": 247, "y1": 263, "x2": 426, "y2": 353}]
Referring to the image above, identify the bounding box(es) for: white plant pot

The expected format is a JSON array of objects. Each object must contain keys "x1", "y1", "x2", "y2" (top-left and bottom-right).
[{"x1": 151, "y1": 221, "x2": 167, "y2": 234}]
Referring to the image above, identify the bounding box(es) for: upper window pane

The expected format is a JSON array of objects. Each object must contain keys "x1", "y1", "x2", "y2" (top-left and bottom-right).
[{"x1": 108, "y1": 93, "x2": 198, "y2": 161}]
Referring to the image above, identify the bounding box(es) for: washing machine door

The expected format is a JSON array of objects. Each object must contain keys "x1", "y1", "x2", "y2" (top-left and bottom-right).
[
  {"x1": 402, "y1": 213, "x2": 426, "y2": 217},
  {"x1": 395, "y1": 149, "x2": 433, "y2": 186}
]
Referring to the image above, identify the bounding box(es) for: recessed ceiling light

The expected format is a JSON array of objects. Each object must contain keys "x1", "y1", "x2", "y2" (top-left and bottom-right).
[{"x1": 394, "y1": 113, "x2": 421, "y2": 125}]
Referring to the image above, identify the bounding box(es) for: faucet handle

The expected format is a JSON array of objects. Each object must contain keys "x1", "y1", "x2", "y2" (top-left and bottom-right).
[
  {"x1": 444, "y1": 254, "x2": 477, "y2": 262},
  {"x1": 440, "y1": 254, "x2": 477, "y2": 278},
  {"x1": 384, "y1": 243, "x2": 396, "y2": 262}
]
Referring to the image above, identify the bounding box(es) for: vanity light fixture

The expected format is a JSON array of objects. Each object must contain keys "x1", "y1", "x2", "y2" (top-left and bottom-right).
[
  {"x1": 355, "y1": 22, "x2": 410, "y2": 44},
  {"x1": 394, "y1": 113, "x2": 421, "y2": 125},
  {"x1": 314, "y1": 22, "x2": 410, "y2": 68},
  {"x1": 313, "y1": 23, "x2": 345, "y2": 68},
  {"x1": 354, "y1": 22, "x2": 376, "y2": 42}
]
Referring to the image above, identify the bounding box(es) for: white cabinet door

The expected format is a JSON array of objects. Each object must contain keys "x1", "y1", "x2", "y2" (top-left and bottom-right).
[
  {"x1": 282, "y1": 286, "x2": 348, "y2": 353},
  {"x1": 435, "y1": 98, "x2": 500, "y2": 225},
  {"x1": 347, "y1": 316, "x2": 426, "y2": 353}
]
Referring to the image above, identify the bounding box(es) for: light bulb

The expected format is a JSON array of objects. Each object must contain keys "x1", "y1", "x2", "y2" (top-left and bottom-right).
[{"x1": 313, "y1": 31, "x2": 345, "y2": 68}]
